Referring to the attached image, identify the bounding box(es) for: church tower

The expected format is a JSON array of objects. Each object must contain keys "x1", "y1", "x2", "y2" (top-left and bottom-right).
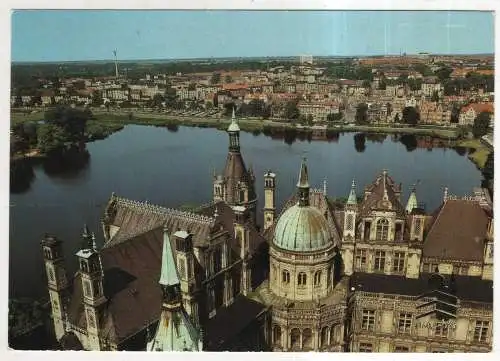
[
  {"x1": 76, "y1": 225, "x2": 106, "y2": 350},
  {"x1": 263, "y1": 170, "x2": 276, "y2": 231},
  {"x1": 148, "y1": 227, "x2": 202, "y2": 351},
  {"x1": 41, "y1": 234, "x2": 69, "y2": 341},
  {"x1": 213, "y1": 107, "x2": 257, "y2": 225}
]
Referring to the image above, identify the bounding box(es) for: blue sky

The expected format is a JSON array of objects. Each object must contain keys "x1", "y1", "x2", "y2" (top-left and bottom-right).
[{"x1": 11, "y1": 10, "x2": 494, "y2": 62}]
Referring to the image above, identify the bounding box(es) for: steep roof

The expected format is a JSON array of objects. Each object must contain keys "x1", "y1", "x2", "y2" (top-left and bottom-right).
[
  {"x1": 359, "y1": 171, "x2": 406, "y2": 218},
  {"x1": 423, "y1": 199, "x2": 490, "y2": 262},
  {"x1": 159, "y1": 230, "x2": 180, "y2": 287},
  {"x1": 222, "y1": 152, "x2": 256, "y2": 205},
  {"x1": 103, "y1": 195, "x2": 216, "y2": 248}
]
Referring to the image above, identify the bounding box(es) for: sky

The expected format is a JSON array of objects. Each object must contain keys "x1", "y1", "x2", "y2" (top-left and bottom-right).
[{"x1": 11, "y1": 10, "x2": 494, "y2": 62}]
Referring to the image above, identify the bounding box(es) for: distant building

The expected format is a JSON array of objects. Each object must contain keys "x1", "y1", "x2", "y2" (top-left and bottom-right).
[{"x1": 299, "y1": 55, "x2": 314, "y2": 65}]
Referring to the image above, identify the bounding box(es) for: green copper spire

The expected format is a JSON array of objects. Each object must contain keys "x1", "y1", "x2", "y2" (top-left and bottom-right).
[
  {"x1": 406, "y1": 185, "x2": 418, "y2": 213},
  {"x1": 347, "y1": 179, "x2": 357, "y2": 205},
  {"x1": 159, "y1": 229, "x2": 180, "y2": 287}
]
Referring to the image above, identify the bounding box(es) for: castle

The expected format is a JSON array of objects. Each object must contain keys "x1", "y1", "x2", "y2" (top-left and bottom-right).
[{"x1": 41, "y1": 109, "x2": 493, "y2": 352}]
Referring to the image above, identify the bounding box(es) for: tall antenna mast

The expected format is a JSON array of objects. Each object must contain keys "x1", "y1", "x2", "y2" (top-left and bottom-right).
[{"x1": 113, "y1": 49, "x2": 119, "y2": 79}]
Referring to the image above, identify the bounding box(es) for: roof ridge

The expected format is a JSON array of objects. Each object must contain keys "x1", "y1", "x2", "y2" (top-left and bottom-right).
[{"x1": 114, "y1": 195, "x2": 215, "y2": 225}]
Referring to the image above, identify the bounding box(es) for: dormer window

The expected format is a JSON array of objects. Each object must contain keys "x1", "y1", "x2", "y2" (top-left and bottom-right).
[{"x1": 376, "y1": 218, "x2": 389, "y2": 241}]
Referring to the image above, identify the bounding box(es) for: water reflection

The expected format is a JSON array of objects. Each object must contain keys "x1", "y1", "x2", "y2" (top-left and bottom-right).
[
  {"x1": 354, "y1": 133, "x2": 366, "y2": 153},
  {"x1": 42, "y1": 146, "x2": 90, "y2": 180},
  {"x1": 10, "y1": 159, "x2": 36, "y2": 194}
]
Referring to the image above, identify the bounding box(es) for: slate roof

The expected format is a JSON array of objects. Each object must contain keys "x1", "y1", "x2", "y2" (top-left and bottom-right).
[
  {"x1": 103, "y1": 195, "x2": 216, "y2": 248},
  {"x1": 223, "y1": 151, "x2": 256, "y2": 205},
  {"x1": 423, "y1": 199, "x2": 490, "y2": 262},
  {"x1": 359, "y1": 171, "x2": 406, "y2": 218},
  {"x1": 350, "y1": 272, "x2": 492, "y2": 304}
]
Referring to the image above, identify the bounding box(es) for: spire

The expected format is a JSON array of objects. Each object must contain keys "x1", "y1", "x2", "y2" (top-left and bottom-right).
[
  {"x1": 297, "y1": 157, "x2": 310, "y2": 188},
  {"x1": 159, "y1": 229, "x2": 180, "y2": 287},
  {"x1": 82, "y1": 224, "x2": 93, "y2": 250},
  {"x1": 443, "y1": 186, "x2": 449, "y2": 203},
  {"x1": 296, "y1": 158, "x2": 310, "y2": 207},
  {"x1": 406, "y1": 185, "x2": 418, "y2": 213},
  {"x1": 347, "y1": 179, "x2": 357, "y2": 205},
  {"x1": 382, "y1": 169, "x2": 389, "y2": 201},
  {"x1": 323, "y1": 178, "x2": 327, "y2": 196},
  {"x1": 227, "y1": 106, "x2": 240, "y2": 133}
]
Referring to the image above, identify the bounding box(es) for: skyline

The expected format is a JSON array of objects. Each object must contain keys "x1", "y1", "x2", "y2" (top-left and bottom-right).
[{"x1": 11, "y1": 10, "x2": 495, "y2": 62}]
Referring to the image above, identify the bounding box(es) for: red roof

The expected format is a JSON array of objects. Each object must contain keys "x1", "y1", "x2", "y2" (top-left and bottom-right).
[{"x1": 461, "y1": 102, "x2": 494, "y2": 114}]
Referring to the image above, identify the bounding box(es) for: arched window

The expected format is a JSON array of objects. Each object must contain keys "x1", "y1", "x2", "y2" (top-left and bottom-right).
[
  {"x1": 346, "y1": 214, "x2": 354, "y2": 231},
  {"x1": 239, "y1": 190, "x2": 246, "y2": 203},
  {"x1": 273, "y1": 325, "x2": 282, "y2": 347},
  {"x1": 282, "y1": 270, "x2": 290, "y2": 284},
  {"x1": 314, "y1": 271, "x2": 322, "y2": 286},
  {"x1": 376, "y1": 218, "x2": 389, "y2": 241},
  {"x1": 303, "y1": 328, "x2": 313, "y2": 350},
  {"x1": 298, "y1": 272, "x2": 307, "y2": 286},
  {"x1": 290, "y1": 328, "x2": 301, "y2": 349},
  {"x1": 321, "y1": 326, "x2": 329, "y2": 347}
]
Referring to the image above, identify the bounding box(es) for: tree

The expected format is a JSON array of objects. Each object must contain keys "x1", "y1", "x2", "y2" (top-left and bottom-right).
[
  {"x1": 327, "y1": 112, "x2": 343, "y2": 122},
  {"x1": 44, "y1": 106, "x2": 92, "y2": 143},
  {"x1": 362, "y1": 80, "x2": 371, "y2": 88},
  {"x1": 211, "y1": 72, "x2": 221, "y2": 85},
  {"x1": 187, "y1": 83, "x2": 196, "y2": 91},
  {"x1": 151, "y1": 93, "x2": 165, "y2": 108},
  {"x1": 92, "y1": 90, "x2": 103, "y2": 106},
  {"x1": 224, "y1": 75, "x2": 233, "y2": 84},
  {"x1": 402, "y1": 106, "x2": 420, "y2": 126},
  {"x1": 394, "y1": 113, "x2": 400, "y2": 123},
  {"x1": 435, "y1": 67, "x2": 453, "y2": 82},
  {"x1": 355, "y1": 103, "x2": 369, "y2": 125},
  {"x1": 378, "y1": 77, "x2": 387, "y2": 90},
  {"x1": 399, "y1": 134, "x2": 417, "y2": 152},
  {"x1": 482, "y1": 151, "x2": 494, "y2": 181},
  {"x1": 472, "y1": 111, "x2": 491, "y2": 138},
  {"x1": 284, "y1": 100, "x2": 300, "y2": 121},
  {"x1": 37, "y1": 123, "x2": 67, "y2": 154}
]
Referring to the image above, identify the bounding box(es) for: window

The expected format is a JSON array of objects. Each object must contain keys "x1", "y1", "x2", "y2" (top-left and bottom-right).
[
  {"x1": 374, "y1": 251, "x2": 386, "y2": 272},
  {"x1": 83, "y1": 281, "x2": 91, "y2": 298},
  {"x1": 272, "y1": 265, "x2": 277, "y2": 282},
  {"x1": 92, "y1": 280, "x2": 101, "y2": 297},
  {"x1": 393, "y1": 252, "x2": 405, "y2": 272},
  {"x1": 298, "y1": 272, "x2": 307, "y2": 286},
  {"x1": 355, "y1": 249, "x2": 367, "y2": 270},
  {"x1": 213, "y1": 247, "x2": 222, "y2": 274},
  {"x1": 395, "y1": 346, "x2": 409, "y2": 352},
  {"x1": 48, "y1": 267, "x2": 55, "y2": 282},
  {"x1": 415, "y1": 218, "x2": 422, "y2": 235},
  {"x1": 273, "y1": 325, "x2": 282, "y2": 346},
  {"x1": 302, "y1": 328, "x2": 313, "y2": 349},
  {"x1": 474, "y1": 321, "x2": 489, "y2": 342},
  {"x1": 359, "y1": 342, "x2": 372, "y2": 352},
  {"x1": 423, "y1": 262, "x2": 439, "y2": 273},
  {"x1": 207, "y1": 287, "x2": 215, "y2": 314},
  {"x1": 434, "y1": 320, "x2": 449, "y2": 338},
  {"x1": 376, "y1": 218, "x2": 389, "y2": 241},
  {"x1": 314, "y1": 271, "x2": 322, "y2": 286},
  {"x1": 239, "y1": 190, "x2": 245, "y2": 203},
  {"x1": 398, "y1": 313, "x2": 412, "y2": 334},
  {"x1": 346, "y1": 214, "x2": 354, "y2": 231},
  {"x1": 362, "y1": 309, "x2": 375, "y2": 331},
  {"x1": 320, "y1": 327, "x2": 329, "y2": 347},
  {"x1": 282, "y1": 270, "x2": 290, "y2": 285},
  {"x1": 178, "y1": 258, "x2": 186, "y2": 279},
  {"x1": 452, "y1": 265, "x2": 469, "y2": 275}
]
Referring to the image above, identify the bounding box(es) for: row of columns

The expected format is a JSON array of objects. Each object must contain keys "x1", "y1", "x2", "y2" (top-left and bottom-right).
[{"x1": 272, "y1": 324, "x2": 343, "y2": 351}]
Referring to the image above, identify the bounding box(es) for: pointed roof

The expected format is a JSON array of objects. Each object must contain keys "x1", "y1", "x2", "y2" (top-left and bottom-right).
[
  {"x1": 147, "y1": 308, "x2": 202, "y2": 351},
  {"x1": 406, "y1": 186, "x2": 418, "y2": 213},
  {"x1": 227, "y1": 106, "x2": 240, "y2": 132},
  {"x1": 347, "y1": 179, "x2": 357, "y2": 205},
  {"x1": 296, "y1": 158, "x2": 310, "y2": 188},
  {"x1": 159, "y1": 229, "x2": 180, "y2": 287}
]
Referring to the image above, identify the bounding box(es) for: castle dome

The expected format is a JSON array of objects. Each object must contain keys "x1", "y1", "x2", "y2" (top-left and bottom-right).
[{"x1": 273, "y1": 204, "x2": 332, "y2": 252}]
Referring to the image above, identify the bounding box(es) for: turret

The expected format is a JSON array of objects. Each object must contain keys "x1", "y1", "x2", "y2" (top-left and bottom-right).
[
  {"x1": 147, "y1": 227, "x2": 202, "y2": 351},
  {"x1": 75, "y1": 225, "x2": 106, "y2": 350},
  {"x1": 263, "y1": 170, "x2": 276, "y2": 231},
  {"x1": 343, "y1": 179, "x2": 358, "y2": 240},
  {"x1": 406, "y1": 185, "x2": 418, "y2": 214},
  {"x1": 172, "y1": 230, "x2": 199, "y2": 324},
  {"x1": 41, "y1": 234, "x2": 69, "y2": 341},
  {"x1": 227, "y1": 107, "x2": 240, "y2": 152}
]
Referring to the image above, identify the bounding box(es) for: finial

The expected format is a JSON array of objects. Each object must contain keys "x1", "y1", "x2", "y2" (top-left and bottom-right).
[
  {"x1": 91, "y1": 232, "x2": 97, "y2": 251},
  {"x1": 443, "y1": 186, "x2": 449, "y2": 202},
  {"x1": 297, "y1": 157, "x2": 310, "y2": 188},
  {"x1": 351, "y1": 179, "x2": 356, "y2": 188}
]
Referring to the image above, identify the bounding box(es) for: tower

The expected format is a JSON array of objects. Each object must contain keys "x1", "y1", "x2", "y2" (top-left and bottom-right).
[
  {"x1": 172, "y1": 229, "x2": 199, "y2": 325},
  {"x1": 41, "y1": 234, "x2": 69, "y2": 341},
  {"x1": 113, "y1": 49, "x2": 119, "y2": 79},
  {"x1": 406, "y1": 185, "x2": 418, "y2": 214},
  {"x1": 233, "y1": 206, "x2": 252, "y2": 296},
  {"x1": 214, "y1": 107, "x2": 258, "y2": 225},
  {"x1": 263, "y1": 170, "x2": 276, "y2": 231},
  {"x1": 148, "y1": 227, "x2": 202, "y2": 351},
  {"x1": 76, "y1": 225, "x2": 106, "y2": 350},
  {"x1": 343, "y1": 180, "x2": 358, "y2": 240}
]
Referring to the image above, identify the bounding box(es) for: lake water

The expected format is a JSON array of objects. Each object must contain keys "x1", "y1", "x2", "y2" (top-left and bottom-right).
[{"x1": 9, "y1": 125, "x2": 483, "y2": 300}]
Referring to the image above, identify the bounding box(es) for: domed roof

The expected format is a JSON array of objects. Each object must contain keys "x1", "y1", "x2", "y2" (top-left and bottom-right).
[{"x1": 273, "y1": 204, "x2": 333, "y2": 252}]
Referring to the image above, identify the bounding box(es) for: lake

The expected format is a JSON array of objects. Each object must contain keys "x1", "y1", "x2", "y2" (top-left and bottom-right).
[{"x1": 9, "y1": 124, "x2": 483, "y2": 300}]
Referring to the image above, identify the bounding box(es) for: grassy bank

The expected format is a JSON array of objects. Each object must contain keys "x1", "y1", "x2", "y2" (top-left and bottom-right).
[{"x1": 457, "y1": 139, "x2": 491, "y2": 169}]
